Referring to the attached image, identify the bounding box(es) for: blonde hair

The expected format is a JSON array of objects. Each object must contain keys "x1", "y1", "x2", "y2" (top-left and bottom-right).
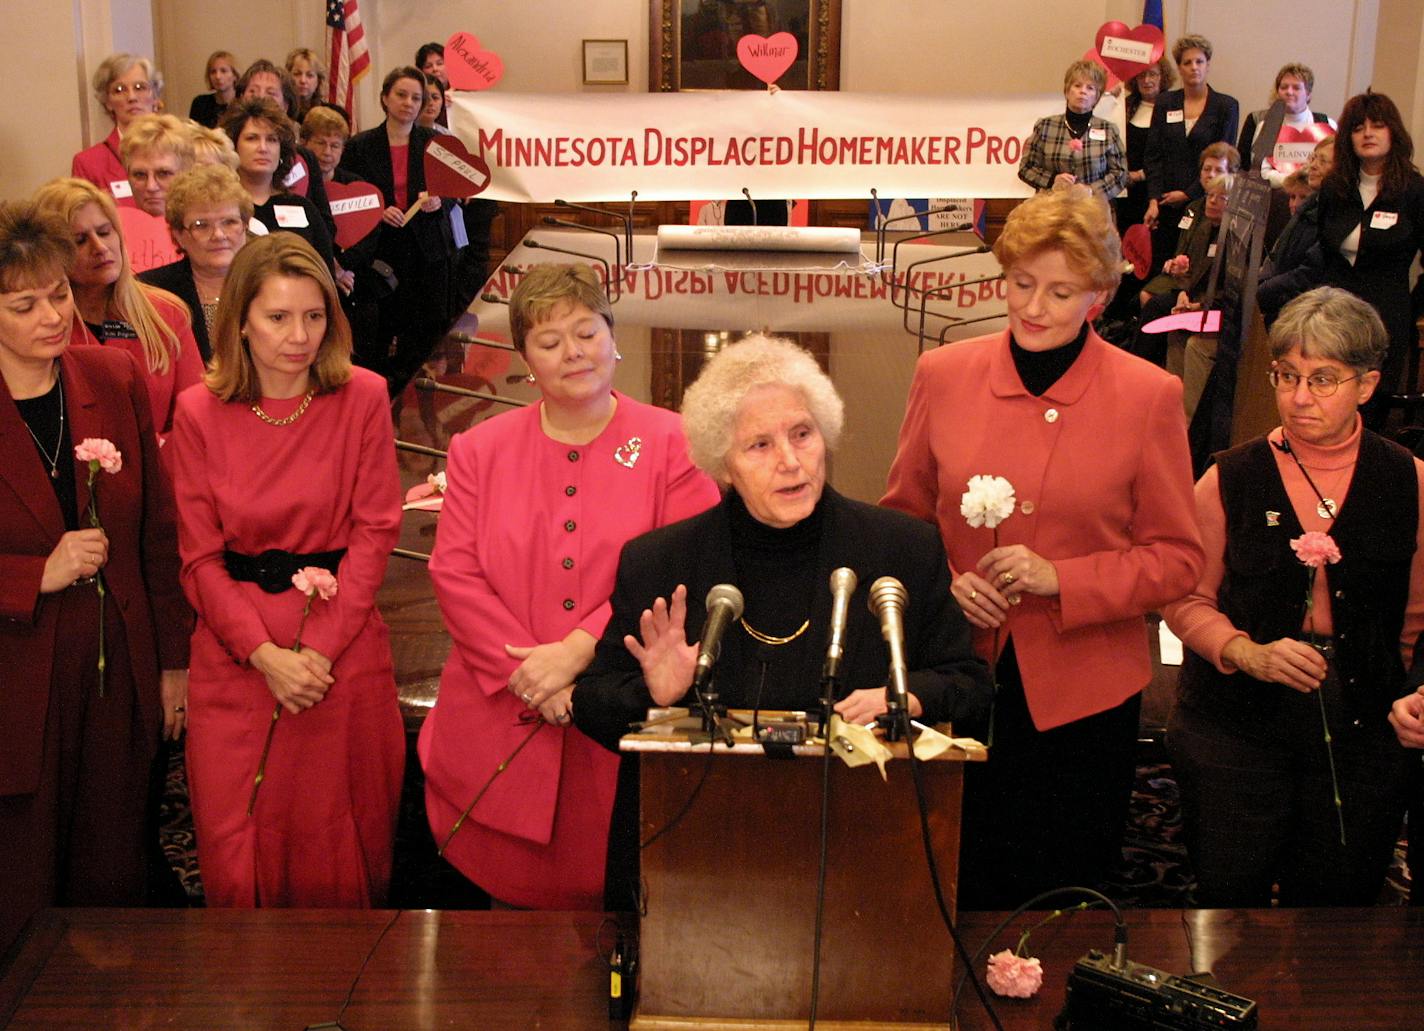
[
  {"x1": 31, "y1": 177, "x2": 185, "y2": 375},
  {"x1": 165, "y1": 164, "x2": 253, "y2": 233},
  {"x1": 285, "y1": 48, "x2": 328, "y2": 96},
  {"x1": 993, "y1": 187, "x2": 1122, "y2": 292},
  {"x1": 205, "y1": 50, "x2": 238, "y2": 84},
  {"x1": 509, "y1": 263, "x2": 615, "y2": 353},
  {"x1": 120, "y1": 113, "x2": 196, "y2": 170},
  {"x1": 1062, "y1": 60, "x2": 1106, "y2": 97},
  {"x1": 206, "y1": 233, "x2": 352, "y2": 403},
  {"x1": 187, "y1": 123, "x2": 240, "y2": 170},
  {"x1": 680, "y1": 334, "x2": 844, "y2": 482},
  {"x1": 301, "y1": 106, "x2": 350, "y2": 142}
]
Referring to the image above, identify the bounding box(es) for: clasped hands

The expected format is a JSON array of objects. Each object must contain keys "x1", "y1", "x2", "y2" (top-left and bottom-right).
[
  {"x1": 952, "y1": 544, "x2": 1060, "y2": 630},
  {"x1": 624, "y1": 585, "x2": 919, "y2": 722},
  {"x1": 250, "y1": 641, "x2": 334, "y2": 714},
  {"x1": 504, "y1": 630, "x2": 595, "y2": 725}
]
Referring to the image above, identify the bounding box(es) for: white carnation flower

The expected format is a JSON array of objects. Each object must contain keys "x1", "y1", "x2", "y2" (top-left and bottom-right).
[{"x1": 960, "y1": 475, "x2": 1016, "y2": 529}]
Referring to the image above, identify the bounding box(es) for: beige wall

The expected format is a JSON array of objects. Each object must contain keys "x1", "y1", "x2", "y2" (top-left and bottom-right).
[{"x1": 1372, "y1": 0, "x2": 1424, "y2": 148}]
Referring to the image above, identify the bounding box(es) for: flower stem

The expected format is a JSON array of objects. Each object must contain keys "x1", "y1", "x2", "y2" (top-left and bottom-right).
[
  {"x1": 1306, "y1": 569, "x2": 1346, "y2": 847},
  {"x1": 247, "y1": 704, "x2": 281, "y2": 816},
  {"x1": 988, "y1": 527, "x2": 1000, "y2": 749},
  {"x1": 439, "y1": 720, "x2": 546, "y2": 856},
  {"x1": 87, "y1": 468, "x2": 106, "y2": 697}
]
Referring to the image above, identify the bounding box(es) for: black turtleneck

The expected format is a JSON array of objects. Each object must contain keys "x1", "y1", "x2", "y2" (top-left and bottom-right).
[
  {"x1": 1010, "y1": 322, "x2": 1089, "y2": 397},
  {"x1": 1064, "y1": 108, "x2": 1093, "y2": 138}
]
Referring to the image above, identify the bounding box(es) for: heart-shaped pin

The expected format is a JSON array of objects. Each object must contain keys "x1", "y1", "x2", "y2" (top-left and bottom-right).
[
  {"x1": 445, "y1": 32, "x2": 504, "y2": 91},
  {"x1": 1092, "y1": 22, "x2": 1165, "y2": 84},
  {"x1": 117, "y1": 206, "x2": 179, "y2": 274},
  {"x1": 736, "y1": 32, "x2": 798, "y2": 86},
  {"x1": 423, "y1": 135, "x2": 492, "y2": 199},
  {"x1": 325, "y1": 178, "x2": 384, "y2": 250},
  {"x1": 1268, "y1": 124, "x2": 1334, "y2": 172},
  {"x1": 614, "y1": 437, "x2": 643, "y2": 469},
  {"x1": 1121, "y1": 223, "x2": 1152, "y2": 279}
]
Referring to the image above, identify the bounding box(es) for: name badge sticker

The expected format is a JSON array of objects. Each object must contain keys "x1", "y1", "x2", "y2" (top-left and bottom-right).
[
  {"x1": 110, "y1": 179, "x2": 133, "y2": 198},
  {"x1": 273, "y1": 205, "x2": 310, "y2": 229},
  {"x1": 1371, "y1": 211, "x2": 1399, "y2": 230},
  {"x1": 1089, "y1": 127, "x2": 1107, "y2": 142},
  {"x1": 1207, "y1": 243, "x2": 1218, "y2": 258},
  {"x1": 1166, "y1": 109, "x2": 1185, "y2": 124},
  {"x1": 1178, "y1": 214, "x2": 1194, "y2": 230},
  {"x1": 248, "y1": 218, "x2": 270, "y2": 236},
  {"x1": 283, "y1": 162, "x2": 307, "y2": 187}
]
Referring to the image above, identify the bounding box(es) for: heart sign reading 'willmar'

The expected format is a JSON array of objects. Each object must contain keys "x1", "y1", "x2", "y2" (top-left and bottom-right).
[
  {"x1": 424, "y1": 136, "x2": 492, "y2": 199},
  {"x1": 737, "y1": 32, "x2": 798, "y2": 85},
  {"x1": 445, "y1": 32, "x2": 504, "y2": 91},
  {"x1": 1092, "y1": 22, "x2": 1165, "y2": 84},
  {"x1": 324, "y1": 178, "x2": 384, "y2": 249}
]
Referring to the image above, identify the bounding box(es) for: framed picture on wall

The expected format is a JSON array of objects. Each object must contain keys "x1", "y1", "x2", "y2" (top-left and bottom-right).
[
  {"x1": 583, "y1": 39, "x2": 630, "y2": 85},
  {"x1": 650, "y1": 0, "x2": 842, "y2": 92}
]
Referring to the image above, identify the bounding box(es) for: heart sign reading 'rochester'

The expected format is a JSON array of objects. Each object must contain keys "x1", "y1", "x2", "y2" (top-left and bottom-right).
[
  {"x1": 737, "y1": 32, "x2": 798, "y2": 85},
  {"x1": 423, "y1": 136, "x2": 492, "y2": 199},
  {"x1": 445, "y1": 32, "x2": 504, "y2": 90},
  {"x1": 1092, "y1": 22, "x2": 1165, "y2": 84}
]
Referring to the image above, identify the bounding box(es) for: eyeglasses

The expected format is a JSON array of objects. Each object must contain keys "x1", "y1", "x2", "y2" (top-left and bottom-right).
[
  {"x1": 182, "y1": 217, "x2": 246, "y2": 238},
  {"x1": 109, "y1": 81, "x2": 152, "y2": 96},
  {"x1": 1268, "y1": 366, "x2": 1361, "y2": 398}
]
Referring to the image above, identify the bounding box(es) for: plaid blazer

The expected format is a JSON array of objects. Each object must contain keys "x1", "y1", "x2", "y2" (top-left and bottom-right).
[{"x1": 1018, "y1": 114, "x2": 1127, "y2": 201}]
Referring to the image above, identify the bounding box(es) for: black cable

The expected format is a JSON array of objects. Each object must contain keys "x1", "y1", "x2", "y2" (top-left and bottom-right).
[
  {"x1": 639, "y1": 734, "x2": 717, "y2": 852},
  {"x1": 807, "y1": 699, "x2": 835, "y2": 1029},
  {"x1": 902, "y1": 708, "x2": 1006, "y2": 1031},
  {"x1": 305, "y1": 909, "x2": 403, "y2": 1030}
]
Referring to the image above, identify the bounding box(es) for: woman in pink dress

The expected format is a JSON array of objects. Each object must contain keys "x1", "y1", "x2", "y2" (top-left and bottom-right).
[
  {"x1": 420, "y1": 263, "x2": 721, "y2": 909},
  {"x1": 169, "y1": 233, "x2": 403, "y2": 907}
]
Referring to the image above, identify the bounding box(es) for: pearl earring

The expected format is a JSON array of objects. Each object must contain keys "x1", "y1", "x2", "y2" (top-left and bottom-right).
[{"x1": 614, "y1": 349, "x2": 624, "y2": 361}]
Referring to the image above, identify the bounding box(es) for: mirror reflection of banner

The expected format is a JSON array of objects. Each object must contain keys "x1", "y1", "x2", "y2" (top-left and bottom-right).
[
  {"x1": 447, "y1": 91, "x2": 1054, "y2": 202},
  {"x1": 1190, "y1": 176, "x2": 1272, "y2": 472}
]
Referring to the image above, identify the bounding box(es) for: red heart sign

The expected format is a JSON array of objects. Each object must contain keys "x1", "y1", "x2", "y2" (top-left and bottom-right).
[
  {"x1": 325, "y1": 178, "x2": 384, "y2": 250},
  {"x1": 424, "y1": 135, "x2": 492, "y2": 199},
  {"x1": 283, "y1": 154, "x2": 313, "y2": 197},
  {"x1": 1081, "y1": 48, "x2": 1121, "y2": 93},
  {"x1": 445, "y1": 32, "x2": 504, "y2": 91},
  {"x1": 1121, "y1": 223, "x2": 1152, "y2": 279},
  {"x1": 1141, "y1": 309, "x2": 1222, "y2": 335},
  {"x1": 1092, "y1": 22, "x2": 1165, "y2": 84},
  {"x1": 737, "y1": 32, "x2": 798, "y2": 85},
  {"x1": 1269, "y1": 123, "x2": 1335, "y2": 173},
  {"x1": 117, "y1": 206, "x2": 179, "y2": 274}
]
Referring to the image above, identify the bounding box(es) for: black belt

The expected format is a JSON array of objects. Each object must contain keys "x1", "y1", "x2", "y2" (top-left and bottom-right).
[{"x1": 223, "y1": 548, "x2": 346, "y2": 594}]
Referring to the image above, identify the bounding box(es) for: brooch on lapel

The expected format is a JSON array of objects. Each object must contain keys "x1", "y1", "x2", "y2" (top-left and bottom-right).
[
  {"x1": 1266, "y1": 510, "x2": 1280, "y2": 527},
  {"x1": 614, "y1": 437, "x2": 642, "y2": 469}
]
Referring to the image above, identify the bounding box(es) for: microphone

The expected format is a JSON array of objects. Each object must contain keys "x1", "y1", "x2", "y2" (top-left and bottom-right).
[
  {"x1": 741, "y1": 187, "x2": 758, "y2": 226},
  {"x1": 524, "y1": 239, "x2": 614, "y2": 296},
  {"x1": 553, "y1": 199, "x2": 633, "y2": 266},
  {"x1": 868, "y1": 576, "x2": 911, "y2": 729},
  {"x1": 823, "y1": 567, "x2": 857, "y2": 682},
  {"x1": 479, "y1": 293, "x2": 509, "y2": 305},
  {"x1": 694, "y1": 583, "x2": 744, "y2": 693}
]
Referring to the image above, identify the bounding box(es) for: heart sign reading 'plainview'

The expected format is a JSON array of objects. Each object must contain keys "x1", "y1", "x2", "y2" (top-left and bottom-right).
[
  {"x1": 423, "y1": 136, "x2": 492, "y2": 199},
  {"x1": 1092, "y1": 22, "x2": 1165, "y2": 84},
  {"x1": 445, "y1": 32, "x2": 504, "y2": 91},
  {"x1": 737, "y1": 32, "x2": 798, "y2": 85},
  {"x1": 324, "y1": 178, "x2": 384, "y2": 249}
]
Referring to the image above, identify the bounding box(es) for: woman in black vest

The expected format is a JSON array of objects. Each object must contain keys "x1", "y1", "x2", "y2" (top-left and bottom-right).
[{"x1": 1164, "y1": 286, "x2": 1422, "y2": 906}]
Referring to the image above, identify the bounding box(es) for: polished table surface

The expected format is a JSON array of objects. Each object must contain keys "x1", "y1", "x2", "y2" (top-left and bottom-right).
[{"x1": 2, "y1": 907, "x2": 1419, "y2": 1029}]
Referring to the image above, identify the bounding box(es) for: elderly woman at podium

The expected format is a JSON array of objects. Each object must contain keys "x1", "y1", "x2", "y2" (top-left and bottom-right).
[
  {"x1": 421, "y1": 264, "x2": 721, "y2": 911},
  {"x1": 573, "y1": 335, "x2": 991, "y2": 747},
  {"x1": 881, "y1": 186, "x2": 1203, "y2": 909}
]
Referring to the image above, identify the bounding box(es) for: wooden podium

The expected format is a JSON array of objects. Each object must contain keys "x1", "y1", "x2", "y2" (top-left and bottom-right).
[{"x1": 622, "y1": 720, "x2": 985, "y2": 1030}]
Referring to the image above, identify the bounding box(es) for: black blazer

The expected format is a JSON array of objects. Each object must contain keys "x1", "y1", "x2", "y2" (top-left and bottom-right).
[
  {"x1": 338, "y1": 123, "x2": 456, "y2": 263},
  {"x1": 187, "y1": 92, "x2": 226, "y2": 129},
  {"x1": 1145, "y1": 87, "x2": 1240, "y2": 203},
  {"x1": 571, "y1": 487, "x2": 992, "y2": 752},
  {"x1": 138, "y1": 258, "x2": 208, "y2": 362}
]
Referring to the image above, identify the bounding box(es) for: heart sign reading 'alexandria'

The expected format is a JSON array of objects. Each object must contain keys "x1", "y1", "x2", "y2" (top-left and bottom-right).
[
  {"x1": 445, "y1": 32, "x2": 504, "y2": 91},
  {"x1": 423, "y1": 136, "x2": 492, "y2": 199},
  {"x1": 737, "y1": 32, "x2": 798, "y2": 85},
  {"x1": 1092, "y1": 22, "x2": 1165, "y2": 84},
  {"x1": 324, "y1": 178, "x2": 384, "y2": 249}
]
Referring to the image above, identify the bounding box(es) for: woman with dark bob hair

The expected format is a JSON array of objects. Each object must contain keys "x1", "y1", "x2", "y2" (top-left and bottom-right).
[
  {"x1": 0, "y1": 201, "x2": 190, "y2": 949},
  {"x1": 882, "y1": 186, "x2": 1203, "y2": 909},
  {"x1": 421, "y1": 263, "x2": 721, "y2": 910},
  {"x1": 169, "y1": 233, "x2": 403, "y2": 907},
  {"x1": 574, "y1": 333, "x2": 992, "y2": 907},
  {"x1": 1166, "y1": 286, "x2": 1424, "y2": 906}
]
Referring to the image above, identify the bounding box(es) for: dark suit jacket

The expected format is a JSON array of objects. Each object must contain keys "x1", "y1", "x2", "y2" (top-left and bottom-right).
[
  {"x1": 572, "y1": 487, "x2": 992, "y2": 751},
  {"x1": 338, "y1": 123, "x2": 456, "y2": 264},
  {"x1": 0, "y1": 347, "x2": 191, "y2": 795},
  {"x1": 139, "y1": 258, "x2": 209, "y2": 362},
  {"x1": 1146, "y1": 87, "x2": 1241, "y2": 203}
]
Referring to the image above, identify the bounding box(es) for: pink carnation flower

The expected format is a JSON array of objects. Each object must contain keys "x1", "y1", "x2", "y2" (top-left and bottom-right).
[
  {"x1": 1069, "y1": 138, "x2": 1084, "y2": 153},
  {"x1": 292, "y1": 566, "x2": 339, "y2": 601},
  {"x1": 986, "y1": 949, "x2": 1044, "y2": 998},
  {"x1": 74, "y1": 437, "x2": 123, "y2": 474},
  {"x1": 1290, "y1": 531, "x2": 1341, "y2": 569}
]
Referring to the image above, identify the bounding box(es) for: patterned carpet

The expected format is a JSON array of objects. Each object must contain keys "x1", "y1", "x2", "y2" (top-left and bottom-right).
[{"x1": 160, "y1": 739, "x2": 1412, "y2": 909}]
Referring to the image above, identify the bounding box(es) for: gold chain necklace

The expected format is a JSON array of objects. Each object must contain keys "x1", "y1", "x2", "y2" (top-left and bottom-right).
[
  {"x1": 740, "y1": 617, "x2": 810, "y2": 646},
  {"x1": 251, "y1": 389, "x2": 316, "y2": 426}
]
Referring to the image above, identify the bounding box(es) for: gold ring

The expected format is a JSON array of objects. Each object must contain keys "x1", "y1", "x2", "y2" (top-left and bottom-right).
[
  {"x1": 968, "y1": 589, "x2": 978, "y2": 601},
  {"x1": 1002, "y1": 572, "x2": 1016, "y2": 585},
  {"x1": 174, "y1": 706, "x2": 186, "y2": 713}
]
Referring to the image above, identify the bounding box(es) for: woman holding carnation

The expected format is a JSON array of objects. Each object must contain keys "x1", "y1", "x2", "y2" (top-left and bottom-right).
[
  {"x1": 882, "y1": 186, "x2": 1203, "y2": 909},
  {"x1": 1017, "y1": 59, "x2": 1126, "y2": 202},
  {"x1": 0, "y1": 201, "x2": 191, "y2": 950},
  {"x1": 1164, "y1": 287, "x2": 1424, "y2": 906},
  {"x1": 169, "y1": 233, "x2": 403, "y2": 907}
]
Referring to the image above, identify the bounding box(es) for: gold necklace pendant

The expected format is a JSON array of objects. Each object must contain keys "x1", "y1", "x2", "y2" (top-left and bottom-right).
[
  {"x1": 740, "y1": 617, "x2": 810, "y2": 646},
  {"x1": 251, "y1": 388, "x2": 316, "y2": 426}
]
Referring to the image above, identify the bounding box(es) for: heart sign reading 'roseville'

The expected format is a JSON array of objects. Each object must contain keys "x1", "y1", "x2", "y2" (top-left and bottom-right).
[
  {"x1": 423, "y1": 136, "x2": 492, "y2": 199},
  {"x1": 1093, "y1": 22, "x2": 1165, "y2": 84},
  {"x1": 324, "y1": 178, "x2": 384, "y2": 249},
  {"x1": 737, "y1": 32, "x2": 798, "y2": 85},
  {"x1": 445, "y1": 32, "x2": 504, "y2": 91}
]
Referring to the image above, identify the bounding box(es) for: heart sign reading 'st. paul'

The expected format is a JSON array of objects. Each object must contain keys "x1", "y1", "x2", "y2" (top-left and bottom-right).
[
  {"x1": 325, "y1": 179, "x2": 384, "y2": 249},
  {"x1": 737, "y1": 32, "x2": 798, "y2": 85},
  {"x1": 1092, "y1": 22, "x2": 1165, "y2": 84},
  {"x1": 445, "y1": 32, "x2": 504, "y2": 90},
  {"x1": 424, "y1": 136, "x2": 492, "y2": 199}
]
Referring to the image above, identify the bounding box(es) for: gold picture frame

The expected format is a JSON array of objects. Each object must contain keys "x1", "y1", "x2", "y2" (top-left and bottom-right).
[
  {"x1": 650, "y1": 0, "x2": 841, "y2": 92},
  {"x1": 582, "y1": 39, "x2": 630, "y2": 85}
]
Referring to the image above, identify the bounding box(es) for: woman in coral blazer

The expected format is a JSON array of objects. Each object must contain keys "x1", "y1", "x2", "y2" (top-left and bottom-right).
[{"x1": 882, "y1": 188, "x2": 1203, "y2": 909}]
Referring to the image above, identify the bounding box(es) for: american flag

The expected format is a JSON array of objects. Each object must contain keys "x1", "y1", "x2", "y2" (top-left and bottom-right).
[{"x1": 326, "y1": 0, "x2": 369, "y2": 114}]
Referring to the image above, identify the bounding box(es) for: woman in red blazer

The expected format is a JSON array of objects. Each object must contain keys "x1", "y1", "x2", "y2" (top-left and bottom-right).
[
  {"x1": 0, "y1": 202, "x2": 191, "y2": 951},
  {"x1": 882, "y1": 187, "x2": 1203, "y2": 909}
]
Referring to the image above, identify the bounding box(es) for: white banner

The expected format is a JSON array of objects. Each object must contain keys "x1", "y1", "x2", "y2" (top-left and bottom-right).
[{"x1": 447, "y1": 91, "x2": 1054, "y2": 203}]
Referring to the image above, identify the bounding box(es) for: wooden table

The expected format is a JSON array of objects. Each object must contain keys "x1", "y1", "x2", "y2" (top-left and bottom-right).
[{"x1": 2, "y1": 907, "x2": 1420, "y2": 1029}]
